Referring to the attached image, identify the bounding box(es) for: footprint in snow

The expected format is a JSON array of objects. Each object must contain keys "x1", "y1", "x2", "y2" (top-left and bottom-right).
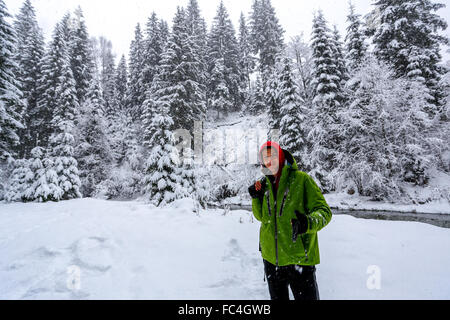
[{"x1": 68, "y1": 236, "x2": 115, "y2": 275}]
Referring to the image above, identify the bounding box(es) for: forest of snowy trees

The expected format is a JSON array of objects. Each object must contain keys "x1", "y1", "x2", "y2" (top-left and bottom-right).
[{"x1": 0, "y1": 0, "x2": 449, "y2": 206}]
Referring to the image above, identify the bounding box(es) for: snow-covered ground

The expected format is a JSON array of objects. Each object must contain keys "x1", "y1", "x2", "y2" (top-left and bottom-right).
[{"x1": 1, "y1": 197, "x2": 449, "y2": 300}]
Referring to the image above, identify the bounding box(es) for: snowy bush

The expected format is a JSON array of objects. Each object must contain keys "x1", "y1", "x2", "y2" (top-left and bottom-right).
[
  {"x1": 23, "y1": 147, "x2": 62, "y2": 202},
  {"x1": 0, "y1": 158, "x2": 15, "y2": 201},
  {"x1": 4, "y1": 158, "x2": 32, "y2": 202},
  {"x1": 97, "y1": 163, "x2": 143, "y2": 200}
]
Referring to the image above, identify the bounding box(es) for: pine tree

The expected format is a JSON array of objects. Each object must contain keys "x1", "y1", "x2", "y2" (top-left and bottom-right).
[
  {"x1": 37, "y1": 20, "x2": 71, "y2": 149},
  {"x1": 238, "y1": 12, "x2": 256, "y2": 102},
  {"x1": 127, "y1": 24, "x2": 145, "y2": 121},
  {"x1": 308, "y1": 11, "x2": 343, "y2": 190},
  {"x1": 247, "y1": 73, "x2": 265, "y2": 115},
  {"x1": 98, "y1": 36, "x2": 116, "y2": 117},
  {"x1": 141, "y1": 74, "x2": 159, "y2": 151},
  {"x1": 142, "y1": 12, "x2": 165, "y2": 92},
  {"x1": 75, "y1": 78, "x2": 113, "y2": 197},
  {"x1": 186, "y1": 0, "x2": 208, "y2": 100},
  {"x1": 345, "y1": 1, "x2": 368, "y2": 71},
  {"x1": 141, "y1": 72, "x2": 187, "y2": 206},
  {"x1": 141, "y1": 7, "x2": 203, "y2": 205},
  {"x1": 114, "y1": 55, "x2": 128, "y2": 114},
  {"x1": 46, "y1": 19, "x2": 82, "y2": 200},
  {"x1": 278, "y1": 57, "x2": 308, "y2": 170},
  {"x1": 209, "y1": 57, "x2": 234, "y2": 119},
  {"x1": 264, "y1": 64, "x2": 281, "y2": 139},
  {"x1": 331, "y1": 25, "x2": 349, "y2": 85},
  {"x1": 49, "y1": 122, "x2": 82, "y2": 201},
  {"x1": 13, "y1": 0, "x2": 45, "y2": 158},
  {"x1": 395, "y1": 78, "x2": 435, "y2": 186},
  {"x1": 0, "y1": 0, "x2": 25, "y2": 163},
  {"x1": 69, "y1": 6, "x2": 94, "y2": 105},
  {"x1": 159, "y1": 19, "x2": 169, "y2": 52},
  {"x1": 249, "y1": 0, "x2": 285, "y2": 79},
  {"x1": 207, "y1": 1, "x2": 241, "y2": 116},
  {"x1": 159, "y1": 6, "x2": 206, "y2": 134},
  {"x1": 369, "y1": 0, "x2": 448, "y2": 108}
]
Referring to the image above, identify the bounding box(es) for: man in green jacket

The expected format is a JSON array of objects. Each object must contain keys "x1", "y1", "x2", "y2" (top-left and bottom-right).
[{"x1": 248, "y1": 141, "x2": 332, "y2": 300}]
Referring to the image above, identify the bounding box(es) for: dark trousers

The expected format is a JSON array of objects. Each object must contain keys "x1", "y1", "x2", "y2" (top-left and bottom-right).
[{"x1": 263, "y1": 259, "x2": 320, "y2": 300}]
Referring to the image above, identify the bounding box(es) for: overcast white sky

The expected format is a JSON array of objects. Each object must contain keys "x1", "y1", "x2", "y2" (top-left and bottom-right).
[{"x1": 4, "y1": 0, "x2": 450, "y2": 63}]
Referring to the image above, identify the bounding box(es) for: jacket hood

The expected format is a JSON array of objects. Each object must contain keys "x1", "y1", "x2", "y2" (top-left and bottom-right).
[
  {"x1": 281, "y1": 148, "x2": 299, "y2": 171},
  {"x1": 259, "y1": 141, "x2": 299, "y2": 180}
]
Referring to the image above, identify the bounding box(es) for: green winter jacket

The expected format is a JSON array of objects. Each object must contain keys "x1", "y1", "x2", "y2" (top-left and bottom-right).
[{"x1": 251, "y1": 150, "x2": 332, "y2": 266}]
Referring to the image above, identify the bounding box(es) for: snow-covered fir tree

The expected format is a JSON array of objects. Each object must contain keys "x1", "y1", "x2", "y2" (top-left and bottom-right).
[
  {"x1": 23, "y1": 146, "x2": 62, "y2": 202},
  {"x1": 0, "y1": 0, "x2": 25, "y2": 163},
  {"x1": 209, "y1": 57, "x2": 234, "y2": 118},
  {"x1": 127, "y1": 24, "x2": 145, "y2": 121},
  {"x1": 308, "y1": 10, "x2": 344, "y2": 191},
  {"x1": 159, "y1": 20, "x2": 170, "y2": 52},
  {"x1": 331, "y1": 25, "x2": 351, "y2": 107},
  {"x1": 395, "y1": 78, "x2": 437, "y2": 186},
  {"x1": 98, "y1": 37, "x2": 116, "y2": 117},
  {"x1": 45, "y1": 19, "x2": 82, "y2": 200},
  {"x1": 142, "y1": 12, "x2": 166, "y2": 93},
  {"x1": 369, "y1": 0, "x2": 448, "y2": 108},
  {"x1": 113, "y1": 55, "x2": 128, "y2": 114},
  {"x1": 207, "y1": 1, "x2": 241, "y2": 116},
  {"x1": 141, "y1": 72, "x2": 191, "y2": 206},
  {"x1": 69, "y1": 6, "x2": 94, "y2": 106},
  {"x1": 48, "y1": 121, "x2": 82, "y2": 201},
  {"x1": 278, "y1": 57, "x2": 308, "y2": 171},
  {"x1": 237, "y1": 12, "x2": 256, "y2": 103},
  {"x1": 185, "y1": 0, "x2": 208, "y2": 102},
  {"x1": 249, "y1": 0, "x2": 285, "y2": 79},
  {"x1": 247, "y1": 73, "x2": 265, "y2": 115},
  {"x1": 75, "y1": 77, "x2": 113, "y2": 197},
  {"x1": 140, "y1": 7, "x2": 201, "y2": 204},
  {"x1": 13, "y1": 0, "x2": 45, "y2": 158},
  {"x1": 37, "y1": 20, "x2": 71, "y2": 149},
  {"x1": 135, "y1": 14, "x2": 170, "y2": 155},
  {"x1": 264, "y1": 63, "x2": 282, "y2": 140},
  {"x1": 331, "y1": 24, "x2": 349, "y2": 85},
  {"x1": 159, "y1": 6, "x2": 206, "y2": 134},
  {"x1": 345, "y1": 1, "x2": 368, "y2": 72}
]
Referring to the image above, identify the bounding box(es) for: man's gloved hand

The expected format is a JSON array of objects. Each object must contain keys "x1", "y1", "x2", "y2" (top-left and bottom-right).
[
  {"x1": 291, "y1": 210, "x2": 309, "y2": 242},
  {"x1": 248, "y1": 179, "x2": 265, "y2": 200}
]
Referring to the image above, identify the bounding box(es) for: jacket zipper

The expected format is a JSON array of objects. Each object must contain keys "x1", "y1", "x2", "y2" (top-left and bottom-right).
[
  {"x1": 274, "y1": 194, "x2": 279, "y2": 267},
  {"x1": 266, "y1": 173, "x2": 293, "y2": 267},
  {"x1": 266, "y1": 191, "x2": 278, "y2": 267}
]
